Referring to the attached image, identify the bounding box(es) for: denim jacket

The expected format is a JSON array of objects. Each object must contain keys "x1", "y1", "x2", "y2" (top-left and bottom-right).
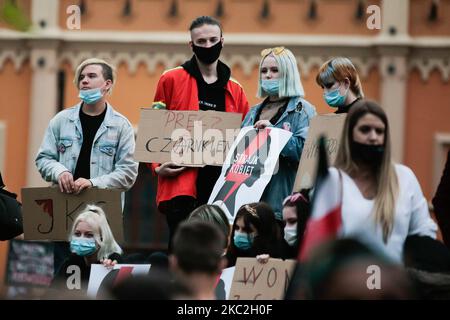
[
  {"x1": 241, "y1": 96, "x2": 316, "y2": 219},
  {"x1": 35, "y1": 103, "x2": 138, "y2": 190}
]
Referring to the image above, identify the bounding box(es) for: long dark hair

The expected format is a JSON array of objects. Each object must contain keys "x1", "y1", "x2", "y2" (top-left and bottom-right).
[
  {"x1": 228, "y1": 202, "x2": 282, "y2": 257},
  {"x1": 283, "y1": 189, "x2": 311, "y2": 247}
]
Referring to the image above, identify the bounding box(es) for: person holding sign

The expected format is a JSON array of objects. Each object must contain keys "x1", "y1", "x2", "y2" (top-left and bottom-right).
[
  {"x1": 328, "y1": 100, "x2": 437, "y2": 263},
  {"x1": 241, "y1": 47, "x2": 316, "y2": 220},
  {"x1": 150, "y1": 16, "x2": 249, "y2": 250},
  {"x1": 36, "y1": 58, "x2": 138, "y2": 195},
  {"x1": 52, "y1": 205, "x2": 123, "y2": 293},
  {"x1": 316, "y1": 57, "x2": 364, "y2": 113},
  {"x1": 226, "y1": 203, "x2": 283, "y2": 267},
  {"x1": 35, "y1": 58, "x2": 137, "y2": 275}
]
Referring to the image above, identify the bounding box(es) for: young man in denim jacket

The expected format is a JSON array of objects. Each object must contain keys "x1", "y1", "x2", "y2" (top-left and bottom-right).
[{"x1": 36, "y1": 58, "x2": 138, "y2": 194}]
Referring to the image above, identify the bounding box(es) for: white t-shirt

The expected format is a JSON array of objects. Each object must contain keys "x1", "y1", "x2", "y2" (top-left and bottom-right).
[{"x1": 330, "y1": 164, "x2": 437, "y2": 264}]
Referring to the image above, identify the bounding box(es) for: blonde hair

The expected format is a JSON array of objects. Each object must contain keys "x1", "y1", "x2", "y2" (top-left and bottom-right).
[
  {"x1": 316, "y1": 57, "x2": 364, "y2": 98},
  {"x1": 257, "y1": 47, "x2": 305, "y2": 99},
  {"x1": 73, "y1": 58, "x2": 117, "y2": 94},
  {"x1": 69, "y1": 204, "x2": 122, "y2": 260},
  {"x1": 334, "y1": 100, "x2": 398, "y2": 242},
  {"x1": 187, "y1": 204, "x2": 230, "y2": 248}
]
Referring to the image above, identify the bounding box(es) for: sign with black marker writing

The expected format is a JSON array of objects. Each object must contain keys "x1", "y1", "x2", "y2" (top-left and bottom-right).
[
  {"x1": 293, "y1": 114, "x2": 346, "y2": 191},
  {"x1": 229, "y1": 258, "x2": 296, "y2": 300},
  {"x1": 21, "y1": 187, "x2": 123, "y2": 242},
  {"x1": 135, "y1": 109, "x2": 242, "y2": 166}
]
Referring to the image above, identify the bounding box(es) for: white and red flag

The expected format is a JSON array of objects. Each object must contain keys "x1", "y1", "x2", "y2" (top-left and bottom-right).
[{"x1": 298, "y1": 136, "x2": 343, "y2": 262}]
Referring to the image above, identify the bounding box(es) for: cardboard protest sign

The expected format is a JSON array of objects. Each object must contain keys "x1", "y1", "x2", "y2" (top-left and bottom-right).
[
  {"x1": 215, "y1": 266, "x2": 235, "y2": 300},
  {"x1": 229, "y1": 258, "x2": 296, "y2": 300},
  {"x1": 208, "y1": 127, "x2": 292, "y2": 224},
  {"x1": 87, "y1": 264, "x2": 151, "y2": 298},
  {"x1": 6, "y1": 240, "x2": 54, "y2": 287},
  {"x1": 135, "y1": 109, "x2": 242, "y2": 166},
  {"x1": 21, "y1": 187, "x2": 123, "y2": 242},
  {"x1": 293, "y1": 114, "x2": 346, "y2": 191}
]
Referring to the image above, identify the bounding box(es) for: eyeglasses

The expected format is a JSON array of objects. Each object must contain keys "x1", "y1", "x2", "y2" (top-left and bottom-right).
[{"x1": 260, "y1": 46, "x2": 285, "y2": 57}]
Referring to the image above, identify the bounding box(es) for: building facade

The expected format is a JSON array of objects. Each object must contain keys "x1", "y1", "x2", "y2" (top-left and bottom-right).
[{"x1": 0, "y1": 0, "x2": 449, "y2": 279}]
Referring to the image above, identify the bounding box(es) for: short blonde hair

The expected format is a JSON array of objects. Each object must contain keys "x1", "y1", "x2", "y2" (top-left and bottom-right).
[
  {"x1": 73, "y1": 58, "x2": 117, "y2": 94},
  {"x1": 69, "y1": 204, "x2": 122, "y2": 260}
]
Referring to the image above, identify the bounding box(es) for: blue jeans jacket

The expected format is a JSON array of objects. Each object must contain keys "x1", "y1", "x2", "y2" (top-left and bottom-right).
[
  {"x1": 241, "y1": 96, "x2": 316, "y2": 219},
  {"x1": 35, "y1": 103, "x2": 138, "y2": 190}
]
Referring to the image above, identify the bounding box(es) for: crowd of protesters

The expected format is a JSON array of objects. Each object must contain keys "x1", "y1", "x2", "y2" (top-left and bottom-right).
[{"x1": 1, "y1": 15, "x2": 450, "y2": 300}]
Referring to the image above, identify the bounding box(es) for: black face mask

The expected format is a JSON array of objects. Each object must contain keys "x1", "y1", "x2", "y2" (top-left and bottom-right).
[
  {"x1": 192, "y1": 41, "x2": 222, "y2": 65},
  {"x1": 351, "y1": 141, "x2": 385, "y2": 167}
]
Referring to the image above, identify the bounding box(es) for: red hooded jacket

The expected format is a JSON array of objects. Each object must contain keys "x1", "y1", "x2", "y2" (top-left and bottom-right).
[{"x1": 150, "y1": 65, "x2": 249, "y2": 207}]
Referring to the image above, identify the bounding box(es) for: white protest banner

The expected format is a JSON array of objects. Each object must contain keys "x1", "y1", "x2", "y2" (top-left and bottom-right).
[
  {"x1": 229, "y1": 258, "x2": 296, "y2": 300},
  {"x1": 135, "y1": 109, "x2": 242, "y2": 166},
  {"x1": 208, "y1": 127, "x2": 292, "y2": 224},
  {"x1": 215, "y1": 266, "x2": 235, "y2": 300},
  {"x1": 293, "y1": 114, "x2": 346, "y2": 191},
  {"x1": 87, "y1": 264, "x2": 151, "y2": 298},
  {"x1": 21, "y1": 187, "x2": 123, "y2": 242}
]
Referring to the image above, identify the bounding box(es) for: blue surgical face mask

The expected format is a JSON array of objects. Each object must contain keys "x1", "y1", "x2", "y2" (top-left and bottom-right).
[
  {"x1": 234, "y1": 231, "x2": 254, "y2": 250},
  {"x1": 70, "y1": 237, "x2": 97, "y2": 257},
  {"x1": 261, "y1": 79, "x2": 280, "y2": 96},
  {"x1": 79, "y1": 88, "x2": 103, "y2": 105},
  {"x1": 323, "y1": 84, "x2": 348, "y2": 107}
]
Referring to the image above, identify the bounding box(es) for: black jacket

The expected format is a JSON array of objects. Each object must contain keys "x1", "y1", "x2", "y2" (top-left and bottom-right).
[
  {"x1": 0, "y1": 172, "x2": 23, "y2": 240},
  {"x1": 52, "y1": 252, "x2": 122, "y2": 292},
  {"x1": 433, "y1": 150, "x2": 450, "y2": 248}
]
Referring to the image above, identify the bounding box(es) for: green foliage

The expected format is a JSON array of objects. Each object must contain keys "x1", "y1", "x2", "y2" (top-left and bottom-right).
[{"x1": 0, "y1": 0, "x2": 31, "y2": 32}]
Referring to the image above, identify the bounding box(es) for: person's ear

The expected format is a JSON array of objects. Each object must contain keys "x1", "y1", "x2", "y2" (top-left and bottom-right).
[
  {"x1": 104, "y1": 79, "x2": 112, "y2": 93},
  {"x1": 169, "y1": 254, "x2": 178, "y2": 272},
  {"x1": 220, "y1": 37, "x2": 224, "y2": 47},
  {"x1": 219, "y1": 257, "x2": 227, "y2": 272},
  {"x1": 344, "y1": 78, "x2": 351, "y2": 89},
  {"x1": 189, "y1": 40, "x2": 193, "y2": 50}
]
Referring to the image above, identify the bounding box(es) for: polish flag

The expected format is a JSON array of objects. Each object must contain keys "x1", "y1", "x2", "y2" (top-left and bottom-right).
[{"x1": 298, "y1": 136, "x2": 342, "y2": 262}]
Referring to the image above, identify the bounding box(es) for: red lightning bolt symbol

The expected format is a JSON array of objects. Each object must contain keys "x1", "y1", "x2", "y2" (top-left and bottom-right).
[{"x1": 222, "y1": 129, "x2": 270, "y2": 202}]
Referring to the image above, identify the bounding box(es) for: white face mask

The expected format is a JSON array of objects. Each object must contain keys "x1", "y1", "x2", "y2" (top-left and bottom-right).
[{"x1": 284, "y1": 224, "x2": 297, "y2": 246}]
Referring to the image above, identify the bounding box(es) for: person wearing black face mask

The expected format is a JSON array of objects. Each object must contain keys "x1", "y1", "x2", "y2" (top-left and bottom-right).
[
  {"x1": 149, "y1": 16, "x2": 249, "y2": 252},
  {"x1": 325, "y1": 100, "x2": 437, "y2": 264},
  {"x1": 350, "y1": 141, "x2": 385, "y2": 168}
]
